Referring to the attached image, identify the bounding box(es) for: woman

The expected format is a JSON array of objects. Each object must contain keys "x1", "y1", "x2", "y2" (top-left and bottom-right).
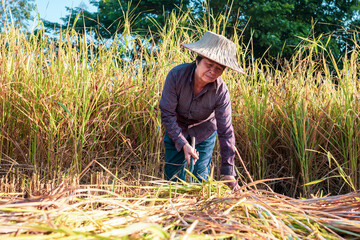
[{"x1": 159, "y1": 31, "x2": 244, "y2": 191}]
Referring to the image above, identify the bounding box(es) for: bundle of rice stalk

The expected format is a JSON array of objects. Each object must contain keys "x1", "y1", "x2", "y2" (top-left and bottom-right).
[{"x1": 0, "y1": 179, "x2": 360, "y2": 239}]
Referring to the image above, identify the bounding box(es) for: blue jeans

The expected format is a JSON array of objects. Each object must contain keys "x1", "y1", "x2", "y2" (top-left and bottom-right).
[{"x1": 164, "y1": 131, "x2": 217, "y2": 182}]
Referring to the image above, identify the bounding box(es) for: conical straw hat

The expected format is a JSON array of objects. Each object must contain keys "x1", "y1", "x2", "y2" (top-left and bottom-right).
[{"x1": 181, "y1": 31, "x2": 245, "y2": 74}]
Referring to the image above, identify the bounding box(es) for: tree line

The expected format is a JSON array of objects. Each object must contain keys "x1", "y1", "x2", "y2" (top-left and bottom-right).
[{"x1": 2, "y1": 0, "x2": 360, "y2": 60}]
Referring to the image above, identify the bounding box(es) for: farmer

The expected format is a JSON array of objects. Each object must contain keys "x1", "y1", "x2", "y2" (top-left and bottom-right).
[{"x1": 159, "y1": 31, "x2": 244, "y2": 191}]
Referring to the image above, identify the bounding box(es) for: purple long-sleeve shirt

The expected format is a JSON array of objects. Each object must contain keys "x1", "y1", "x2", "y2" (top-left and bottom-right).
[{"x1": 159, "y1": 62, "x2": 236, "y2": 176}]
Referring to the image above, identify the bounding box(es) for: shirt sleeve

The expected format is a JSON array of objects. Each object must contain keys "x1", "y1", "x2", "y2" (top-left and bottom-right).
[
  {"x1": 215, "y1": 86, "x2": 236, "y2": 176},
  {"x1": 159, "y1": 70, "x2": 187, "y2": 152}
]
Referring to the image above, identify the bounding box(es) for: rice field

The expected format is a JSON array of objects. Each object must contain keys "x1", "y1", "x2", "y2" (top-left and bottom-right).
[{"x1": 0, "y1": 10, "x2": 360, "y2": 239}]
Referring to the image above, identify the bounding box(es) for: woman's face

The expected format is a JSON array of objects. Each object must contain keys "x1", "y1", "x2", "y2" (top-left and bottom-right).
[{"x1": 195, "y1": 57, "x2": 225, "y2": 85}]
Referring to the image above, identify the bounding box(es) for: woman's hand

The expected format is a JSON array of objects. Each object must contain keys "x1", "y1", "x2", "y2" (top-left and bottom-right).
[
  {"x1": 222, "y1": 175, "x2": 241, "y2": 192},
  {"x1": 183, "y1": 143, "x2": 199, "y2": 166}
]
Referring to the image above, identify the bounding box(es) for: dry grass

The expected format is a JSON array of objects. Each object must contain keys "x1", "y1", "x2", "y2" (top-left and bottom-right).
[{"x1": 1, "y1": 175, "x2": 360, "y2": 239}]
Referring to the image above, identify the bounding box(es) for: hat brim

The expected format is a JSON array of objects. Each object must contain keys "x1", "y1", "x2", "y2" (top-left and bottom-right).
[{"x1": 181, "y1": 43, "x2": 245, "y2": 74}]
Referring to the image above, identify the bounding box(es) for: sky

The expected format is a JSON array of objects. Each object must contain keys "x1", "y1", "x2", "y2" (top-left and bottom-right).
[{"x1": 33, "y1": 0, "x2": 97, "y2": 24}]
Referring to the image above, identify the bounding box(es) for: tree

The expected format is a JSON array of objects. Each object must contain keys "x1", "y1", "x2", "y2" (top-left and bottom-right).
[
  {"x1": 44, "y1": 0, "x2": 191, "y2": 39},
  {"x1": 44, "y1": 0, "x2": 360, "y2": 60},
  {"x1": 0, "y1": 0, "x2": 35, "y2": 30},
  {"x1": 196, "y1": 0, "x2": 360, "y2": 59}
]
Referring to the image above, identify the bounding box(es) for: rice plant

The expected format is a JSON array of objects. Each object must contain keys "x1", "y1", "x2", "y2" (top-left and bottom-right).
[{"x1": 0, "y1": 6, "x2": 359, "y2": 198}]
